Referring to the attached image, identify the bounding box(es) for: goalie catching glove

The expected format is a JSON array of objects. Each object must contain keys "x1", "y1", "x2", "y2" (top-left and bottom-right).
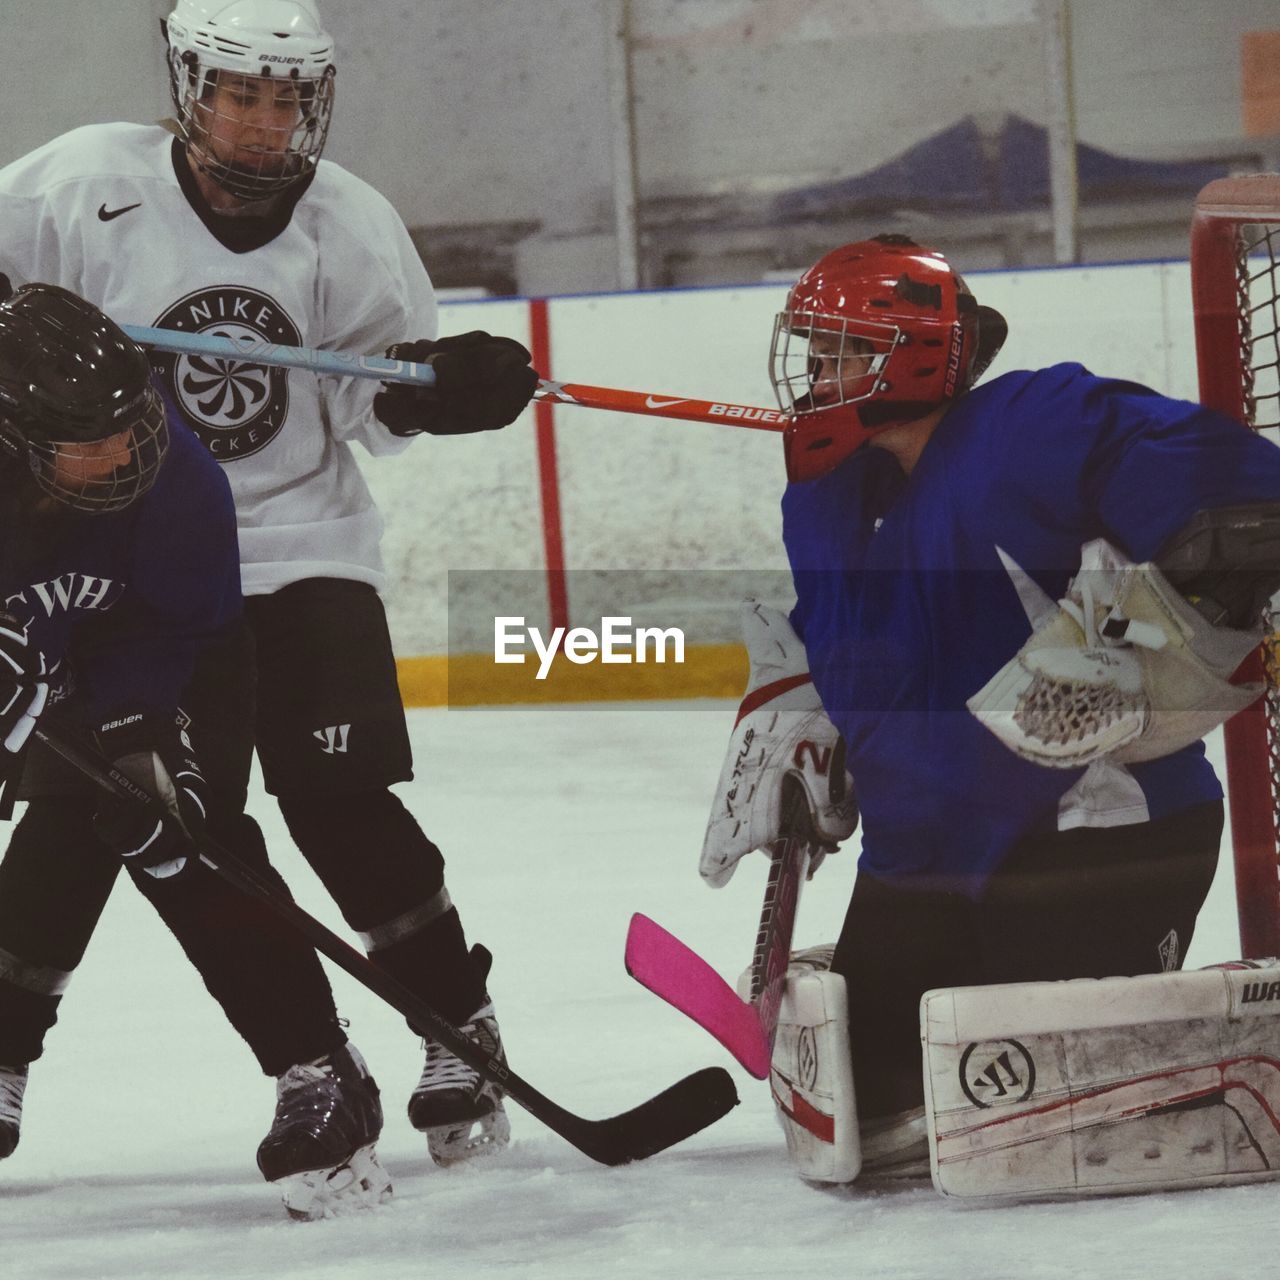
[
  {"x1": 373, "y1": 331, "x2": 539, "y2": 436},
  {"x1": 92, "y1": 711, "x2": 209, "y2": 880},
  {"x1": 967, "y1": 537, "x2": 1265, "y2": 769},
  {"x1": 700, "y1": 600, "x2": 858, "y2": 888}
]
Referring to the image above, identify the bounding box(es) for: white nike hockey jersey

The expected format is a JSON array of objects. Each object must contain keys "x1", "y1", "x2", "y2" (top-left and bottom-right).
[{"x1": 0, "y1": 122, "x2": 438, "y2": 595}]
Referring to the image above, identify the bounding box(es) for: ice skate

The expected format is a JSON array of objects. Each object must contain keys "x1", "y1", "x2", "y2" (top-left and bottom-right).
[
  {"x1": 257, "y1": 1041, "x2": 391, "y2": 1218},
  {"x1": 0, "y1": 1063, "x2": 27, "y2": 1159},
  {"x1": 408, "y1": 1000, "x2": 510, "y2": 1166}
]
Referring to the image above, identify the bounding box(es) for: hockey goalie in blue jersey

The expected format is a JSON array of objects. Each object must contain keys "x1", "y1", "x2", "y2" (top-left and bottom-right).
[{"x1": 701, "y1": 235, "x2": 1280, "y2": 1193}]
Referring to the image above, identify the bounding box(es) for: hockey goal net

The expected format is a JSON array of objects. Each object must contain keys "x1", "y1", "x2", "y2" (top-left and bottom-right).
[{"x1": 1190, "y1": 174, "x2": 1280, "y2": 958}]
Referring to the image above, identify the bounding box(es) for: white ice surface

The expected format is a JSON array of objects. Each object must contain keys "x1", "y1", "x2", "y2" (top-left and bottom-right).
[{"x1": 3, "y1": 706, "x2": 1277, "y2": 1280}]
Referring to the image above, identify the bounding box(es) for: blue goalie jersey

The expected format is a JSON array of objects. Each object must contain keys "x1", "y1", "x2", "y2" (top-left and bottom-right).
[{"x1": 783, "y1": 363, "x2": 1280, "y2": 893}]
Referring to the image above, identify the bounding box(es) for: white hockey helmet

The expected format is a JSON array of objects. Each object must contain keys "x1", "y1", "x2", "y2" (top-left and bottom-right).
[{"x1": 164, "y1": 0, "x2": 337, "y2": 202}]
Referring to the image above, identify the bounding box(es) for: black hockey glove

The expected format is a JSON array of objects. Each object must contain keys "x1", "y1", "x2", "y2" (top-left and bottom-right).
[
  {"x1": 0, "y1": 612, "x2": 50, "y2": 774},
  {"x1": 373, "y1": 332, "x2": 539, "y2": 436},
  {"x1": 92, "y1": 711, "x2": 209, "y2": 880}
]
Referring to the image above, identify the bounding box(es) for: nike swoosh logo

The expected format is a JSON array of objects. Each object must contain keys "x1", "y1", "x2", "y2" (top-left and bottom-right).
[
  {"x1": 98, "y1": 202, "x2": 141, "y2": 222},
  {"x1": 645, "y1": 396, "x2": 689, "y2": 409}
]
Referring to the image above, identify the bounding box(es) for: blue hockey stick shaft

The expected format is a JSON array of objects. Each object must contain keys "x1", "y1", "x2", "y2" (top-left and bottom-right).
[{"x1": 122, "y1": 323, "x2": 438, "y2": 386}]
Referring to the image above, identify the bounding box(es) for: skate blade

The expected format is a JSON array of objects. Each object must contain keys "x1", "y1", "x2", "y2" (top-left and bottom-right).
[
  {"x1": 425, "y1": 1104, "x2": 512, "y2": 1168},
  {"x1": 280, "y1": 1143, "x2": 394, "y2": 1221}
]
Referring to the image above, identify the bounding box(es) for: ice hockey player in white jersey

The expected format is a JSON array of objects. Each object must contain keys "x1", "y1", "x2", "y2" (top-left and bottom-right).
[{"x1": 0, "y1": 0, "x2": 537, "y2": 1216}]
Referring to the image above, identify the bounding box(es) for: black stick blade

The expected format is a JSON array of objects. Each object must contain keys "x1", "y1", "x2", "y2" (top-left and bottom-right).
[{"x1": 567, "y1": 1067, "x2": 739, "y2": 1166}]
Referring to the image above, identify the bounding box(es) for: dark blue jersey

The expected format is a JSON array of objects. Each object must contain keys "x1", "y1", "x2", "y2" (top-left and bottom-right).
[
  {"x1": 783, "y1": 363, "x2": 1280, "y2": 893},
  {"x1": 0, "y1": 418, "x2": 241, "y2": 724}
]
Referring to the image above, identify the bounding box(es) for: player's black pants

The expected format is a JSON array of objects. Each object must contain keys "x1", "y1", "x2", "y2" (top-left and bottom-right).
[
  {"x1": 0, "y1": 579, "x2": 485, "y2": 1075},
  {"x1": 0, "y1": 803, "x2": 346, "y2": 1073},
  {"x1": 831, "y1": 799, "x2": 1223, "y2": 1120}
]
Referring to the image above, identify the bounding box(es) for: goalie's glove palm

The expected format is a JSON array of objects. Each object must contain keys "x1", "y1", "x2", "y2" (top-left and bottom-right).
[
  {"x1": 967, "y1": 538, "x2": 1264, "y2": 768},
  {"x1": 700, "y1": 601, "x2": 858, "y2": 888}
]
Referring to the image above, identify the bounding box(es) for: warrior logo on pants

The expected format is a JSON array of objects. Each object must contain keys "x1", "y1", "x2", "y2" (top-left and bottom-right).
[
  {"x1": 314, "y1": 724, "x2": 351, "y2": 754},
  {"x1": 149, "y1": 287, "x2": 301, "y2": 461}
]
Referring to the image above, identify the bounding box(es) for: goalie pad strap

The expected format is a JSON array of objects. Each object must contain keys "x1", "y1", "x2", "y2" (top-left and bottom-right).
[{"x1": 773, "y1": 1080, "x2": 836, "y2": 1144}]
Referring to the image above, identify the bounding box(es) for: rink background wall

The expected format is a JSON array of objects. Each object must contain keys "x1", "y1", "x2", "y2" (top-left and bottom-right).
[
  {"x1": 0, "y1": 0, "x2": 1226, "y2": 701},
  {"x1": 0, "y1": 1, "x2": 1271, "y2": 243},
  {"x1": 363, "y1": 257, "x2": 1202, "y2": 702}
]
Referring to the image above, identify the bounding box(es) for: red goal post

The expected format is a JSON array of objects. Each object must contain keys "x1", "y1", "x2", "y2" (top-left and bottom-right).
[{"x1": 1190, "y1": 174, "x2": 1280, "y2": 958}]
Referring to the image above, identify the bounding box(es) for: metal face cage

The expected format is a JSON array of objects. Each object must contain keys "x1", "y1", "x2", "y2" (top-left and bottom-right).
[
  {"x1": 770, "y1": 310, "x2": 899, "y2": 416},
  {"x1": 23, "y1": 385, "x2": 170, "y2": 514}
]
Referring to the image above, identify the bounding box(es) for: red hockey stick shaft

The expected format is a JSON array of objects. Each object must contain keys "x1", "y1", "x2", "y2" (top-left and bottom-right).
[{"x1": 534, "y1": 378, "x2": 788, "y2": 432}]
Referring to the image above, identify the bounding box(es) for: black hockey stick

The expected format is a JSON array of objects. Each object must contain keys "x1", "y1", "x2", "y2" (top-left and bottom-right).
[{"x1": 34, "y1": 725, "x2": 739, "y2": 1166}]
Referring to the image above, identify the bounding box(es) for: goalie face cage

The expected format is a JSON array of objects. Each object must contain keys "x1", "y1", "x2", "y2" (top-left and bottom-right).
[{"x1": 1190, "y1": 175, "x2": 1280, "y2": 958}]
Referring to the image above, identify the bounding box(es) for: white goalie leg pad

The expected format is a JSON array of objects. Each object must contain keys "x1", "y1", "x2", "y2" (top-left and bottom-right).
[
  {"x1": 700, "y1": 601, "x2": 857, "y2": 888},
  {"x1": 967, "y1": 539, "x2": 1263, "y2": 769},
  {"x1": 922, "y1": 960, "x2": 1280, "y2": 1202},
  {"x1": 747, "y1": 945, "x2": 861, "y2": 1183}
]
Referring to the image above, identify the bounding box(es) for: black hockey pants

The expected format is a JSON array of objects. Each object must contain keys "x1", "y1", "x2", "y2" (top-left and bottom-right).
[{"x1": 832, "y1": 800, "x2": 1224, "y2": 1119}]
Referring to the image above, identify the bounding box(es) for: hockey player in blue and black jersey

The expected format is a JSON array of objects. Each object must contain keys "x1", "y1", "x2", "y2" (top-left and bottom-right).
[
  {"x1": 701, "y1": 235, "x2": 1280, "y2": 1180},
  {"x1": 0, "y1": 280, "x2": 237, "y2": 1152},
  {"x1": 0, "y1": 283, "x2": 388, "y2": 1216}
]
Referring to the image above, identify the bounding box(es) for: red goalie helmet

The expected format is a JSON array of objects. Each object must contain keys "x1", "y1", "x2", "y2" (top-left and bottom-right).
[{"x1": 770, "y1": 235, "x2": 1006, "y2": 481}]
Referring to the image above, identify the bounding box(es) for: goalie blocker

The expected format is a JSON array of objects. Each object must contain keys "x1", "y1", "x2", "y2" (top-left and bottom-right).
[
  {"x1": 699, "y1": 600, "x2": 857, "y2": 889},
  {"x1": 767, "y1": 950, "x2": 1280, "y2": 1200}
]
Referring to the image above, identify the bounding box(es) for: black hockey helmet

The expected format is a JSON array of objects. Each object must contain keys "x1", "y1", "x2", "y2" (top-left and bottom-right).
[{"x1": 0, "y1": 284, "x2": 169, "y2": 513}]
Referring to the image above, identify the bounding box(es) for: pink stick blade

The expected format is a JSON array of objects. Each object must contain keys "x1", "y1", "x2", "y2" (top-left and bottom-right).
[{"x1": 625, "y1": 914, "x2": 772, "y2": 1079}]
